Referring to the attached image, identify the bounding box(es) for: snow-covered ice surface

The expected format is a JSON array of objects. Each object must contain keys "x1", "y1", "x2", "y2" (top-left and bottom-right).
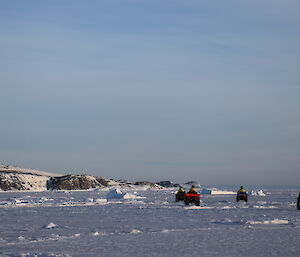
[{"x1": 0, "y1": 187, "x2": 300, "y2": 257}]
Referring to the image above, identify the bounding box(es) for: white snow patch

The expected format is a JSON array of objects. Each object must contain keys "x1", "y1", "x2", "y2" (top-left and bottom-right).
[
  {"x1": 95, "y1": 198, "x2": 107, "y2": 204},
  {"x1": 257, "y1": 201, "x2": 267, "y2": 205},
  {"x1": 247, "y1": 219, "x2": 289, "y2": 225},
  {"x1": 218, "y1": 206, "x2": 235, "y2": 209},
  {"x1": 251, "y1": 190, "x2": 266, "y2": 196},
  {"x1": 92, "y1": 231, "x2": 100, "y2": 236},
  {"x1": 184, "y1": 206, "x2": 213, "y2": 210},
  {"x1": 201, "y1": 188, "x2": 235, "y2": 195},
  {"x1": 253, "y1": 205, "x2": 278, "y2": 209},
  {"x1": 123, "y1": 192, "x2": 144, "y2": 200},
  {"x1": 130, "y1": 229, "x2": 141, "y2": 234}
]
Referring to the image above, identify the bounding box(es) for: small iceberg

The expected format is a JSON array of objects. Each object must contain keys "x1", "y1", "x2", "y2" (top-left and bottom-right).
[
  {"x1": 106, "y1": 188, "x2": 144, "y2": 200},
  {"x1": 250, "y1": 190, "x2": 266, "y2": 196},
  {"x1": 46, "y1": 222, "x2": 57, "y2": 229},
  {"x1": 107, "y1": 188, "x2": 127, "y2": 199}
]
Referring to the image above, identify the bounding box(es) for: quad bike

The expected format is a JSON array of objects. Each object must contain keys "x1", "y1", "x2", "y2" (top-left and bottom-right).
[
  {"x1": 175, "y1": 191, "x2": 186, "y2": 202},
  {"x1": 236, "y1": 191, "x2": 248, "y2": 202},
  {"x1": 184, "y1": 193, "x2": 200, "y2": 206}
]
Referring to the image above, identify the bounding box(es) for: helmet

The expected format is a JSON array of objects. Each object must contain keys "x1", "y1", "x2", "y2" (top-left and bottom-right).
[{"x1": 240, "y1": 186, "x2": 243, "y2": 189}]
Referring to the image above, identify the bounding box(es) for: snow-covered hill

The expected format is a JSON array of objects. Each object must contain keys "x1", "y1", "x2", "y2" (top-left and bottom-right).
[
  {"x1": 0, "y1": 164, "x2": 163, "y2": 191},
  {"x1": 0, "y1": 164, "x2": 62, "y2": 191}
]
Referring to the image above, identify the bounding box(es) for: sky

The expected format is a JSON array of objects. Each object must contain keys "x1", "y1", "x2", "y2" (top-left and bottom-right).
[{"x1": 0, "y1": 0, "x2": 300, "y2": 184}]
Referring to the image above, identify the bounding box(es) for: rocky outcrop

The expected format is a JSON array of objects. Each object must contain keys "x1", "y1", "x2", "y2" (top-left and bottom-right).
[
  {"x1": 185, "y1": 181, "x2": 199, "y2": 186},
  {"x1": 0, "y1": 171, "x2": 49, "y2": 191},
  {"x1": 0, "y1": 164, "x2": 171, "y2": 191},
  {"x1": 156, "y1": 181, "x2": 180, "y2": 187},
  {"x1": 47, "y1": 175, "x2": 111, "y2": 190},
  {"x1": 134, "y1": 181, "x2": 162, "y2": 189}
]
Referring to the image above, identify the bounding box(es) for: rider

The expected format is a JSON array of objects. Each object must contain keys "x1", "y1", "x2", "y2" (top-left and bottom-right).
[
  {"x1": 238, "y1": 186, "x2": 246, "y2": 194},
  {"x1": 188, "y1": 185, "x2": 198, "y2": 194},
  {"x1": 177, "y1": 186, "x2": 185, "y2": 194}
]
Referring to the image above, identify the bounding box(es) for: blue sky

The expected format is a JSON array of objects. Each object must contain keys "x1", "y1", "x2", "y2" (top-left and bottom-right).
[{"x1": 1, "y1": 0, "x2": 300, "y2": 184}]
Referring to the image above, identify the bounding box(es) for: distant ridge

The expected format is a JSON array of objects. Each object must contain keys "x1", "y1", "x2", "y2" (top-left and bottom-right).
[{"x1": 0, "y1": 164, "x2": 63, "y2": 177}]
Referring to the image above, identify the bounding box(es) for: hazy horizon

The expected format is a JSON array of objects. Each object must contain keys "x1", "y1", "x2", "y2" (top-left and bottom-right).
[{"x1": 1, "y1": 1, "x2": 300, "y2": 185}]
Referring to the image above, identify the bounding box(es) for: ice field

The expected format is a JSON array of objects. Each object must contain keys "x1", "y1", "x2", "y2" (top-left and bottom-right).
[{"x1": 0, "y1": 187, "x2": 299, "y2": 257}]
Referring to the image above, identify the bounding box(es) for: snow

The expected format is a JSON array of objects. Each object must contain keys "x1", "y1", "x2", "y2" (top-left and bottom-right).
[
  {"x1": 46, "y1": 222, "x2": 57, "y2": 229},
  {"x1": 0, "y1": 186, "x2": 299, "y2": 256},
  {"x1": 246, "y1": 219, "x2": 290, "y2": 225},
  {"x1": 251, "y1": 190, "x2": 266, "y2": 196},
  {"x1": 106, "y1": 188, "x2": 144, "y2": 200},
  {"x1": 201, "y1": 188, "x2": 236, "y2": 195}
]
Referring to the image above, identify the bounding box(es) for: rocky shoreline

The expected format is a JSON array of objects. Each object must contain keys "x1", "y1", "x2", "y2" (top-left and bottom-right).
[{"x1": 0, "y1": 164, "x2": 179, "y2": 191}]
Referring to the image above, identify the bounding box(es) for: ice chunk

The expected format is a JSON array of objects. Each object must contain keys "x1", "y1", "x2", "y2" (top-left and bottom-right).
[
  {"x1": 107, "y1": 188, "x2": 126, "y2": 199},
  {"x1": 250, "y1": 190, "x2": 266, "y2": 196},
  {"x1": 46, "y1": 222, "x2": 57, "y2": 229},
  {"x1": 130, "y1": 229, "x2": 141, "y2": 234},
  {"x1": 95, "y1": 198, "x2": 107, "y2": 204},
  {"x1": 106, "y1": 188, "x2": 144, "y2": 200}
]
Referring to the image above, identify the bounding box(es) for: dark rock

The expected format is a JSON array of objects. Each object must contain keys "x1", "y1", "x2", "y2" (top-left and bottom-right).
[
  {"x1": 115, "y1": 179, "x2": 134, "y2": 187},
  {"x1": 134, "y1": 181, "x2": 162, "y2": 188},
  {"x1": 156, "y1": 181, "x2": 179, "y2": 187},
  {"x1": 0, "y1": 175, "x2": 24, "y2": 191},
  {"x1": 0, "y1": 171, "x2": 48, "y2": 191},
  {"x1": 47, "y1": 174, "x2": 109, "y2": 190},
  {"x1": 185, "y1": 181, "x2": 199, "y2": 186}
]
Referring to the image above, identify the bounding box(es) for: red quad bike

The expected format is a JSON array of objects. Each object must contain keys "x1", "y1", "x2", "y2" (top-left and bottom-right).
[
  {"x1": 184, "y1": 193, "x2": 200, "y2": 206},
  {"x1": 236, "y1": 192, "x2": 248, "y2": 202},
  {"x1": 175, "y1": 191, "x2": 186, "y2": 202}
]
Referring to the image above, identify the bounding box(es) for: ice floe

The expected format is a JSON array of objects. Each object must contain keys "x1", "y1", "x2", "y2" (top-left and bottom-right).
[{"x1": 246, "y1": 219, "x2": 289, "y2": 225}]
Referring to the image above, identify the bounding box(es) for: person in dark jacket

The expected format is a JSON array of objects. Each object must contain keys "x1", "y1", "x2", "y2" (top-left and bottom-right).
[
  {"x1": 188, "y1": 185, "x2": 198, "y2": 194},
  {"x1": 177, "y1": 186, "x2": 185, "y2": 194},
  {"x1": 297, "y1": 193, "x2": 300, "y2": 210}
]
